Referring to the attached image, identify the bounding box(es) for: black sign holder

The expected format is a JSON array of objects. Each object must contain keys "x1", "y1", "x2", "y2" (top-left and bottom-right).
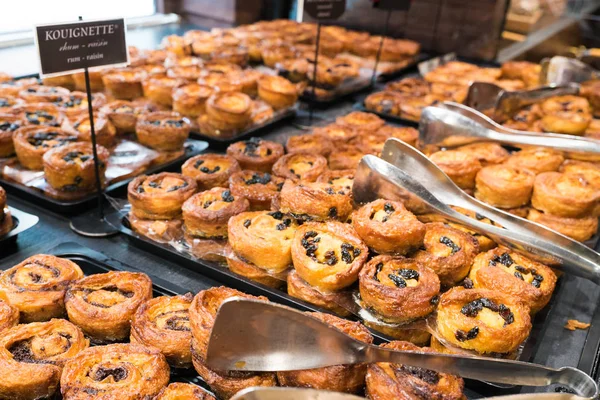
[{"x1": 370, "y1": 8, "x2": 393, "y2": 86}]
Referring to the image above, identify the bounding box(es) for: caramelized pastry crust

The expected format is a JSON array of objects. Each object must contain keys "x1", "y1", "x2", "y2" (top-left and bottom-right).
[
  {"x1": 172, "y1": 83, "x2": 214, "y2": 117},
  {"x1": 228, "y1": 170, "x2": 284, "y2": 210},
  {"x1": 540, "y1": 95, "x2": 591, "y2": 135},
  {"x1": 527, "y1": 208, "x2": 598, "y2": 242},
  {"x1": 456, "y1": 143, "x2": 509, "y2": 166},
  {"x1": 317, "y1": 169, "x2": 355, "y2": 194},
  {"x1": 531, "y1": 171, "x2": 599, "y2": 218},
  {"x1": 142, "y1": 75, "x2": 184, "y2": 106},
  {"x1": 327, "y1": 144, "x2": 365, "y2": 170},
  {"x1": 226, "y1": 137, "x2": 284, "y2": 173},
  {"x1": 206, "y1": 92, "x2": 252, "y2": 131},
  {"x1": 131, "y1": 294, "x2": 194, "y2": 368},
  {"x1": 313, "y1": 123, "x2": 359, "y2": 144},
  {"x1": 136, "y1": 111, "x2": 191, "y2": 151},
  {"x1": 286, "y1": 133, "x2": 333, "y2": 157},
  {"x1": 0, "y1": 255, "x2": 83, "y2": 322},
  {"x1": 475, "y1": 165, "x2": 535, "y2": 209},
  {"x1": 63, "y1": 112, "x2": 116, "y2": 147},
  {"x1": 272, "y1": 152, "x2": 328, "y2": 182},
  {"x1": 156, "y1": 383, "x2": 216, "y2": 400},
  {"x1": 0, "y1": 300, "x2": 18, "y2": 333},
  {"x1": 101, "y1": 68, "x2": 146, "y2": 100},
  {"x1": 226, "y1": 252, "x2": 285, "y2": 288},
  {"x1": 279, "y1": 180, "x2": 353, "y2": 222},
  {"x1": 13, "y1": 126, "x2": 77, "y2": 170},
  {"x1": 128, "y1": 173, "x2": 198, "y2": 220},
  {"x1": 504, "y1": 148, "x2": 564, "y2": 174},
  {"x1": 336, "y1": 111, "x2": 385, "y2": 132},
  {"x1": 257, "y1": 75, "x2": 299, "y2": 109},
  {"x1": 429, "y1": 150, "x2": 482, "y2": 190},
  {"x1": 55, "y1": 91, "x2": 106, "y2": 119},
  {"x1": 65, "y1": 271, "x2": 153, "y2": 343},
  {"x1": 182, "y1": 154, "x2": 241, "y2": 191},
  {"x1": 287, "y1": 269, "x2": 352, "y2": 316},
  {"x1": 99, "y1": 100, "x2": 144, "y2": 134},
  {"x1": 14, "y1": 103, "x2": 64, "y2": 127},
  {"x1": 43, "y1": 142, "x2": 109, "y2": 192}
]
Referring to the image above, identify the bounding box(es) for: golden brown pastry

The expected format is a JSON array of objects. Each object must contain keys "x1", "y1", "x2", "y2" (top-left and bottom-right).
[
  {"x1": 72, "y1": 70, "x2": 104, "y2": 92},
  {"x1": 12, "y1": 126, "x2": 77, "y2": 170},
  {"x1": 279, "y1": 180, "x2": 353, "y2": 221},
  {"x1": 131, "y1": 294, "x2": 194, "y2": 368},
  {"x1": 65, "y1": 271, "x2": 152, "y2": 342},
  {"x1": 435, "y1": 287, "x2": 532, "y2": 356},
  {"x1": 99, "y1": 100, "x2": 144, "y2": 134},
  {"x1": 226, "y1": 69, "x2": 263, "y2": 97},
  {"x1": 136, "y1": 111, "x2": 191, "y2": 151},
  {"x1": 156, "y1": 383, "x2": 216, "y2": 400},
  {"x1": 63, "y1": 112, "x2": 117, "y2": 148},
  {"x1": 42, "y1": 74, "x2": 75, "y2": 90},
  {"x1": 228, "y1": 170, "x2": 284, "y2": 210},
  {"x1": 501, "y1": 61, "x2": 540, "y2": 88},
  {"x1": 0, "y1": 95, "x2": 24, "y2": 113},
  {"x1": 257, "y1": 75, "x2": 299, "y2": 109},
  {"x1": 205, "y1": 91, "x2": 252, "y2": 132},
  {"x1": 328, "y1": 144, "x2": 365, "y2": 170},
  {"x1": 430, "y1": 150, "x2": 482, "y2": 190},
  {"x1": 0, "y1": 114, "x2": 24, "y2": 157},
  {"x1": 531, "y1": 171, "x2": 599, "y2": 218},
  {"x1": 313, "y1": 123, "x2": 359, "y2": 145},
  {"x1": 43, "y1": 142, "x2": 109, "y2": 192},
  {"x1": 316, "y1": 169, "x2": 355, "y2": 193},
  {"x1": 0, "y1": 78, "x2": 38, "y2": 97},
  {"x1": 14, "y1": 102, "x2": 64, "y2": 127},
  {"x1": 142, "y1": 74, "x2": 184, "y2": 106},
  {"x1": 527, "y1": 208, "x2": 598, "y2": 242},
  {"x1": 364, "y1": 91, "x2": 404, "y2": 116},
  {"x1": 0, "y1": 299, "x2": 18, "y2": 333},
  {"x1": 540, "y1": 95, "x2": 591, "y2": 135},
  {"x1": 0, "y1": 319, "x2": 88, "y2": 400},
  {"x1": 504, "y1": 148, "x2": 564, "y2": 174},
  {"x1": 172, "y1": 83, "x2": 215, "y2": 118},
  {"x1": 475, "y1": 165, "x2": 535, "y2": 209},
  {"x1": 60, "y1": 343, "x2": 170, "y2": 400},
  {"x1": 272, "y1": 152, "x2": 328, "y2": 182},
  {"x1": 375, "y1": 125, "x2": 419, "y2": 147},
  {"x1": 286, "y1": 133, "x2": 333, "y2": 157},
  {"x1": 287, "y1": 269, "x2": 352, "y2": 316},
  {"x1": 19, "y1": 85, "x2": 70, "y2": 103},
  {"x1": 0, "y1": 255, "x2": 83, "y2": 323},
  {"x1": 128, "y1": 173, "x2": 198, "y2": 220},
  {"x1": 226, "y1": 137, "x2": 284, "y2": 173},
  {"x1": 336, "y1": 111, "x2": 385, "y2": 133},
  {"x1": 55, "y1": 91, "x2": 106, "y2": 120},
  {"x1": 278, "y1": 312, "x2": 373, "y2": 393},
  {"x1": 182, "y1": 155, "x2": 241, "y2": 192},
  {"x1": 456, "y1": 142, "x2": 510, "y2": 166},
  {"x1": 102, "y1": 68, "x2": 146, "y2": 100}
]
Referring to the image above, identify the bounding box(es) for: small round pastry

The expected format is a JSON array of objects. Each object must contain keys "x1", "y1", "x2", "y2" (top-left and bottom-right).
[
  {"x1": 429, "y1": 150, "x2": 482, "y2": 190},
  {"x1": 286, "y1": 134, "x2": 333, "y2": 157},
  {"x1": 99, "y1": 100, "x2": 142, "y2": 134},
  {"x1": 261, "y1": 43, "x2": 298, "y2": 68},
  {"x1": 183, "y1": 187, "x2": 249, "y2": 239},
  {"x1": 359, "y1": 255, "x2": 440, "y2": 324},
  {"x1": 540, "y1": 95, "x2": 591, "y2": 135},
  {"x1": 142, "y1": 74, "x2": 184, "y2": 106},
  {"x1": 182, "y1": 154, "x2": 241, "y2": 190},
  {"x1": 327, "y1": 144, "x2": 365, "y2": 170},
  {"x1": 375, "y1": 125, "x2": 419, "y2": 147},
  {"x1": 257, "y1": 75, "x2": 298, "y2": 110},
  {"x1": 226, "y1": 69, "x2": 263, "y2": 97},
  {"x1": 228, "y1": 210, "x2": 298, "y2": 272},
  {"x1": 14, "y1": 102, "x2": 64, "y2": 127},
  {"x1": 504, "y1": 147, "x2": 564, "y2": 174},
  {"x1": 475, "y1": 165, "x2": 535, "y2": 209},
  {"x1": 313, "y1": 123, "x2": 359, "y2": 145},
  {"x1": 226, "y1": 137, "x2": 284, "y2": 173},
  {"x1": 469, "y1": 247, "x2": 557, "y2": 314},
  {"x1": 228, "y1": 170, "x2": 284, "y2": 210},
  {"x1": 13, "y1": 126, "x2": 77, "y2": 170},
  {"x1": 19, "y1": 85, "x2": 70, "y2": 103},
  {"x1": 101, "y1": 68, "x2": 146, "y2": 100},
  {"x1": 43, "y1": 142, "x2": 109, "y2": 192},
  {"x1": 63, "y1": 112, "x2": 117, "y2": 147},
  {"x1": 336, "y1": 111, "x2": 385, "y2": 132},
  {"x1": 277, "y1": 312, "x2": 373, "y2": 394},
  {"x1": 317, "y1": 169, "x2": 355, "y2": 194},
  {"x1": 435, "y1": 287, "x2": 532, "y2": 355},
  {"x1": 364, "y1": 91, "x2": 404, "y2": 116},
  {"x1": 0, "y1": 114, "x2": 24, "y2": 157},
  {"x1": 366, "y1": 341, "x2": 466, "y2": 400},
  {"x1": 156, "y1": 383, "x2": 216, "y2": 400},
  {"x1": 55, "y1": 91, "x2": 106, "y2": 119},
  {"x1": 531, "y1": 171, "x2": 599, "y2": 218},
  {"x1": 501, "y1": 61, "x2": 540, "y2": 88},
  {"x1": 279, "y1": 180, "x2": 353, "y2": 222},
  {"x1": 0, "y1": 319, "x2": 89, "y2": 400},
  {"x1": 413, "y1": 222, "x2": 480, "y2": 287},
  {"x1": 0, "y1": 95, "x2": 24, "y2": 113},
  {"x1": 65, "y1": 271, "x2": 152, "y2": 342},
  {"x1": 0, "y1": 255, "x2": 83, "y2": 323},
  {"x1": 131, "y1": 294, "x2": 194, "y2": 368},
  {"x1": 287, "y1": 269, "x2": 353, "y2": 316},
  {"x1": 172, "y1": 83, "x2": 214, "y2": 118},
  {"x1": 292, "y1": 221, "x2": 368, "y2": 292},
  {"x1": 136, "y1": 111, "x2": 191, "y2": 151},
  {"x1": 456, "y1": 142, "x2": 510, "y2": 166},
  {"x1": 560, "y1": 159, "x2": 600, "y2": 186},
  {"x1": 272, "y1": 153, "x2": 328, "y2": 182},
  {"x1": 352, "y1": 199, "x2": 425, "y2": 255},
  {"x1": 205, "y1": 92, "x2": 252, "y2": 131},
  {"x1": 128, "y1": 173, "x2": 197, "y2": 220},
  {"x1": 527, "y1": 208, "x2": 598, "y2": 242},
  {"x1": 60, "y1": 343, "x2": 170, "y2": 400}
]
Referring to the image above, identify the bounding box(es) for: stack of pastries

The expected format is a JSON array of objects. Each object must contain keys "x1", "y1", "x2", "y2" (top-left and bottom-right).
[{"x1": 0, "y1": 184, "x2": 12, "y2": 236}]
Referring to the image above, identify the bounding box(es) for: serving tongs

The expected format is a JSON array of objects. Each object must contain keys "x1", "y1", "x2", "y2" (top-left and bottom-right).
[
  {"x1": 353, "y1": 139, "x2": 600, "y2": 283},
  {"x1": 540, "y1": 56, "x2": 600, "y2": 86},
  {"x1": 208, "y1": 299, "x2": 598, "y2": 399}
]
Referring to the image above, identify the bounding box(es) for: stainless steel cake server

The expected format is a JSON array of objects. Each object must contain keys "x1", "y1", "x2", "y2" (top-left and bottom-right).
[{"x1": 207, "y1": 299, "x2": 598, "y2": 399}]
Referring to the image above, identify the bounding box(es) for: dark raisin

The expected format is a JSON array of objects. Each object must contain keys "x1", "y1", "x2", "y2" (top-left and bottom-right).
[
  {"x1": 430, "y1": 295, "x2": 440, "y2": 305},
  {"x1": 439, "y1": 236, "x2": 461, "y2": 254},
  {"x1": 374, "y1": 262, "x2": 384, "y2": 281},
  {"x1": 475, "y1": 213, "x2": 485, "y2": 220},
  {"x1": 194, "y1": 159, "x2": 205, "y2": 168},
  {"x1": 328, "y1": 207, "x2": 337, "y2": 218},
  {"x1": 268, "y1": 211, "x2": 284, "y2": 220},
  {"x1": 384, "y1": 203, "x2": 395, "y2": 213},
  {"x1": 462, "y1": 277, "x2": 474, "y2": 289},
  {"x1": 398, "y1": 365, "x2": 440, "y2": 385},
  {"x1": 243, "y1": 219, "x2": 251, "y2": 228},
  {"x1": 221, "y1": 190, "x2": 234, "y2": 202},
  {"x1": 514, "y1": 271, "x2": 524, "y2": 280},
  {"x1": 532, "y1": 274, "x2": 544, "y2": 288},
  {"x1": 455, "y1": 326, "x2": 479, "y2": 342},
  {"x1": 388, "y1": 273, "x2": 407, "y2": 288},
  {"x1": 324, "y1": 250, "x2": 338, "y2": 265}
]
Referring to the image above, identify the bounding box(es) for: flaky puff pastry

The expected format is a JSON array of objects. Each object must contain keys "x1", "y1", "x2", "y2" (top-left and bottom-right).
[
  {"x1": 328, "y1": 144, "x2": 365, "y2": 170},
  {"x1": 54, "y1": 91, "x2": 106, "y2": 120},
  {"x1": 292, "y1": 221, "x2": 368, "y2": 292},
  {"x1": 0, "y1": 300, "x2": 18, "y2": 333},
  {"x1": 205, "y1": 92, "x2": 252, "y2": 131},
  {"x1": 435, "y1": 287, "x2": 532, "y2": 356},
  {"x1": 413, "y1": 223, "x2": 480, "y2": 287},
  {"x1": 172, "y1": 83, "x2": 214, "y2": 118},
  {"x1": 63, "y1": 112, "x2": 116, "y2": 148},
  {"x1": 430, "y1": 150, "x2": 482, "y2": 190},
  {"x1": 142, "y1": 75, "x2": 184, "y2": 107},
  {"x1": 183, "y1": 187, "x2": 249, "y2": 238},
  {"x1": 0, "y1": 319, "x2": 89, "y2": 400},
  {"x1": 475, "y1": 165, "x2": 535, "y2": 209},
  {"x1": 455, "y1": 142, "x2": 509, "y2": 166},
  {"x1": 257, "y1": 75, "x2": 299, "y2": 110},
  {"x1": 469, "y1": 247, "x2": 557, "y2": 314},
  {"x1": 527, "y1": 208, "x2": 598, "y2": 242},
  {"x1": 19, "y1": 85, "x2": 70, "y2": 103},
  {"x1": 101, "y1": 68, "x2": 146, "y2": 100},
  {"x1": 279, "y1": 180, "x2": 353, "y2": 221},
  {"x1": 336, "y1": 111, "x2": 385, "y2": 133},
  {"x1": 131, "y1": 294, "x2": 194, "y2": 368},
  {"x1": 0, "y1": 114, "x2": 24, "y2": 158},
  {"x1": 128, "y1": 173, "x2": 198, "y2": 220},
  {"x1": 504, "y1": 147, "x2": 564, "y2": 174},
  {"x1": 272, "y1": 152, "x2": 328, "y2": 182},
  {"x1": 359, "y1": 256, "x2": 440, "y2": 324},
  {"x1": 226, "y1": 251, "x2": 285, "y2": 289},
  {"x1": 540, "y1": 95, "x2": 591, "y2": 135},
  {"x1": 229, "y1": 170, "x2": 284, "y2": 210},
  {"x1": 317, "y1": 169, "x2": 355, "y2": 194},
  {"x1": 14, "y1": 102, "x2": 64, "y2": 127},
  {"x1": 277, "y1": 312, "x2": 373, "y2": 393},
  {"x1": 60, "y1": 343, "x2": 170, "y2": 400},
  {"x1": 286, "y1": 133, "x2": 333, "y2": 157},
  {"x1": 366, "y1": 341, "x2": 466, "y2": 400},
  {"x1": 531, "y1": 171, "x2": 600, "y2": 218},
  {"x1": 0, "y1": 255, "x2": 83, "y2": 323},
  {"x1": 228, "y1": 210, "x2": 298, "y2": 272},
  {"x1": 136, "y1": 111, "x2": 191, "y2": 151},
  {"x1": 156, "y1": 383, "x2": 216, "y2": 400},
  {"x1": 226, "y1": 137, "x2": 284, "y2": 173},
  {"x1": 352, "y1": 199, "x2": 425, "y2": 255},
  {"x1": 182, "y1": 154, "x2": 241, "y2": 191},
  {"x1": 65, "y1": 271, "x2": 152, "y2": 343},
  {"x1": 43, "y1": 142, "x2": 109, "y2": 192},
  {"x1": 287, "y1": 269, "x2": 353, "y2": 317}
]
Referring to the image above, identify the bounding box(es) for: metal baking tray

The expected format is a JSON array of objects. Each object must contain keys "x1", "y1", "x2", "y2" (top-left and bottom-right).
[
  {"x1": 0, "y1": 139, "x2": 208, "y2": 215},
  {"x1": 0, "y1": 206, "x2": 39, "y2": 253}
]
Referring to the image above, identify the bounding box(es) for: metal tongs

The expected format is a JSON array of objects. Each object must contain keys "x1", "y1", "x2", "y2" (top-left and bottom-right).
[
  {"x1": 540, "y1": 56, "x2": 600, "y2": 86},
  {"x1": 208, "y1": 299, "x2": 598, "y2": 399}
]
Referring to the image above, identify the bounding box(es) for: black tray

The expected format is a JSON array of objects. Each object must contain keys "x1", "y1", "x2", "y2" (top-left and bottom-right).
[
  {"x1": 353, "y1": 99, "x2": 419, "y2": 126},
  {"x1": 374, "y1": 52, "x2": 431, "y2": 82},
  {"x1": 0, "y1": 206, "x2": 39, "y2": 250},
  {"x1": 0, "y1": 139, "x2": 208, "y2": 215}
]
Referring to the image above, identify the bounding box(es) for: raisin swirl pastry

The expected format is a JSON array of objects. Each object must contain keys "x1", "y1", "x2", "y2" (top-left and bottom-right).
[
  {"x1": 19, "y1": 85, "x2": 70, "y2": 103},
  {"x1": 101, "y1": 68, "x2": 146, "y2": 100},
  {"x1": 128, "y1": 173, "x2": 197, "y2": 220},
  {"x1": 65, "y1": 271, "x2": 152, "y2": 343},
  {"x1": 540, "y1": 95, "x2": 591, "y2": 135},
  {"x1": 182, "y1": 154, "x2": 241, "y2": 191},
  {"x1": 172, "y1": 83, "x2": 214, "y2": 118},
  {"x1": 531, "y1": 172, "x2": 599, "y2": 218},
  {"x1": 13, "y1": 126, "x2": 77, "y2": 170},
  {"x1": 429, "y1": 150, "x2": 482, "y2": 190},
  {"x1": 130, "y1": 294, "x2": 194, "y2": 368},
  {"x1": 0, "y1": 95, "x2": 24, "y2": 113},
  {"x1": 229, "y1": 170, "x2": 284, "y2": 210},
  {"x1": 43, "y1": 142, "x2": 109, "y2": 192},
  {"x1": 136, "y1": 111, "x2": 191, "y2": 152},
  {"x1": 286, "y1": 133, "x2": 333, "y2": 157},
  {"x1": 0, "y1": 77, "x2": 38, "y2": 97},
  {"x1": 0, "y1": 299, "x2": 18, "y2": 333},
  {"x1": 413, "y1": 222, "x2": 480, "y2": 287},
  {"x1": 366, "y1": 341, "x2": 466, "y2": 400},
  {"x1": 336, "y1": 111, "x2": 385, "y2": 133},
  {"x1": 435, "y1": 287, "x2": 532, "y2": 356},
  {"x1": 0, "y1": 113, "x2": 24, "y2": 157},
  {"x1": 63, "y1": 112, "x2": 117, "y2": 147},
  {"x1": 278, "y1": 312, "x2": 373, "y2": 393},
  {"x1": 279, "y1": 180, "x2": 353, "y2": 222},
  {"x1": 317, "y1": 169, "x2": 354, "y2": 194},
  {"x1": 292, "y1": 221, "x2": 368, "y2": 292},
  {"x1": 0, "y1": 319, "x2": 88, "y2": 400},
  {"x1": 99, "y1": 100, "x2": 142, "y2": 134},
  {"x1": 352, "y1": 199, "x2": 426, "y2": 255},
  {"x1": 475, "y1": 165, "x2": 535, "y2": 209},
  {"x1": 226, "y1": 137, "x2": 284, "y2": 173},
  {"x1": 272, "y1": 153, "x2": 328, "y2": 182},
  {"x1": 183, "y1": 187, "x2": 249, "y2": 239},
  {"x1": 469, "y1": 247, "x2": 557, "y2": 314},
  {"x1": 189, "y1": 287, "x2": 276, "y2": 400},
  {"x1": 14, "y1": 103, "x2": 64, "y2": 127},
  {"x1": 257, "y1": 75, "x2": 299, "y2": 110},
  {"x1": 60, "y1": 343, "x2": 170, "y2": 400},
  {"x1": 504, "y1": 148, "x2": 564, "y2": 174},
  {"x1": 55, "y1": 91, "x2": 106, "y2": 119},
  {"x1": 0, "y1": 255, "x2": 83, "y2": 322},
  {"x1": 156, "y1": 383, "x2": 216, "y2": 400},
  {"x1": 527, "y1": 208, "x2": 598, "y2": 242}
]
